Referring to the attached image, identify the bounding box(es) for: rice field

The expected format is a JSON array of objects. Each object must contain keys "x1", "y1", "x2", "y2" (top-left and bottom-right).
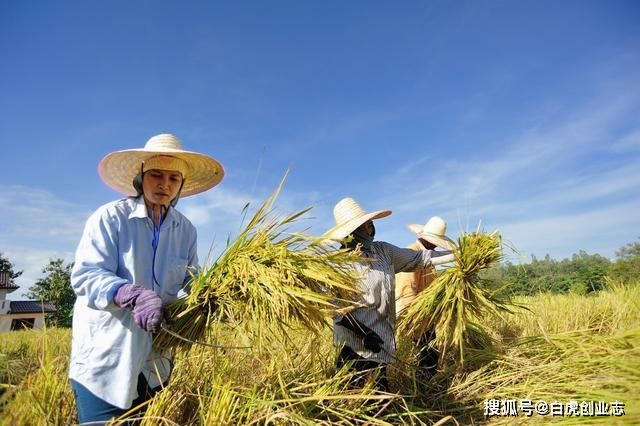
[{"x1": 1, "y1": 280, "x2": 638, "y2": 425}]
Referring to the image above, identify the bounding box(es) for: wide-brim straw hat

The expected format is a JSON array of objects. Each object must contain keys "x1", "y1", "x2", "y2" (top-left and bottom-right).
[
  {"x1": 408, "y1": 216, "x2": 454, "y2": 250},
  {"x1": 322, "y1": 197, "x2": 391, "y2": 244},
  {"x1": 98, "y1": 134, "x2": 225, "y2": 197}
]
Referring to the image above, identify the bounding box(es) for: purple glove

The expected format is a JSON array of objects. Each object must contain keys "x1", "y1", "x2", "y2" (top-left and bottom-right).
[
  {"x1": 113, "y1": 284, "x2": 163, "y2": 332},
  {"x1": 132, "y1": 289, "x2": 163, "y2": 332},
  {"x1": 113, "y1": 284, "x2": 145, "y2": 308}
]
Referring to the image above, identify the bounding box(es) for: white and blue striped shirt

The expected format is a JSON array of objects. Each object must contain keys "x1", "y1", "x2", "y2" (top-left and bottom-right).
[{"x1": 334, "y1": 241, "x2": 451, "y2": 364}]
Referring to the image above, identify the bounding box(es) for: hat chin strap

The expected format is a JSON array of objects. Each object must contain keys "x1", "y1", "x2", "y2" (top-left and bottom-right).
[
  {"x1": 169, "y1": 179, "x2": 185, "y2": 207},
  {"x1": 150, "y1": 203, "x2": 167, "y2": 292},
  {"x1": 146, "y1": 201, "x2": 167, "y2": 226},
  {"x1": 146, "y1": 177, "x2": 183, "y2": 291}
]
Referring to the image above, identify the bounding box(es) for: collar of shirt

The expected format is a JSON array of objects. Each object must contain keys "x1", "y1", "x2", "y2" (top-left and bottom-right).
[{"x1": 128, "y1": 196, "x2": 178, "y2": 226}]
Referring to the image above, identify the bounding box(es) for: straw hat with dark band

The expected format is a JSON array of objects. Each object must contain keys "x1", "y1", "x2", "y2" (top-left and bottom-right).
[
  {"x1": 98, "y1": 134, "x2": 225, "y2": 197},
  {"x1": 322, "y1": 197, "x2": 391, "y2": 244},
  {"x1": 408, "y1": 216, "x2": 454, "y2": 250}
]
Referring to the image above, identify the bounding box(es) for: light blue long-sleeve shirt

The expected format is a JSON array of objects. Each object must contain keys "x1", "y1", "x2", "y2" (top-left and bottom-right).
[{"x1": 68, "y1": 196, "x2": 198, "y2": 409}]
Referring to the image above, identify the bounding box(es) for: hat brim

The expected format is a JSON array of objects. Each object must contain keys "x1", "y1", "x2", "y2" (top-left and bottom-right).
[
  {"x1": 99, "y1": 147, "x2": 225, "y2": 197},
  {"x1": 321, "y1": 209, "x2": 391, "y2": 245},
  {"x1": 407, "y1": 223, "x2": 454, "y2": 250}
]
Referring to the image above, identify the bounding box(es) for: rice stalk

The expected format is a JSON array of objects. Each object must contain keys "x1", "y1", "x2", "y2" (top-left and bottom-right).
[
  {"x1": 0, "y1": 329, "x2": 75, "y2": 426},
  {"x1": 154, "y1": 174, "x2": 364, "y2": 350},
  {"x1": 398, "y1": 229, "x2": 518, "y2": 366}
]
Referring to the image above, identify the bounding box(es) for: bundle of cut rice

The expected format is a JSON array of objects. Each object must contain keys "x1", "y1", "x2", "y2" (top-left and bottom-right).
[
  {"x1": 154, "y1": 178, "x2": 363, "y2": 350},
  {"x1": 397, "y1": 229, "x2": 515, "y2": 366}
]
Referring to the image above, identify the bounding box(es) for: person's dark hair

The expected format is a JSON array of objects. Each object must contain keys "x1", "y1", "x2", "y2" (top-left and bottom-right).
[
  {"x1": 132, "y1": 171, "x2": 144, "y2": 197},
  {"x1": 130, "y1": 165, "x2": 185, "y2": 207}
]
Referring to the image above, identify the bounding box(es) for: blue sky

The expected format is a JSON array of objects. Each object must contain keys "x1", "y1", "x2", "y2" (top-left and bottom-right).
[{"x1": 1, "y1": 1, "x2": 639, "y2": 299}]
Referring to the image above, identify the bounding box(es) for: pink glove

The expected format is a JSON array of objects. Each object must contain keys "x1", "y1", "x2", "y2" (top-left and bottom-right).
[{"x1": 113, "y1": 284, "x2": 163, "y2": 332}]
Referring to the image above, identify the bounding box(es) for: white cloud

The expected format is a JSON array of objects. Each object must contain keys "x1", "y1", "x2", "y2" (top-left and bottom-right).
[
  {"x1": 180, "y1": 186, "x2": 257, "y2": 227},
  {"x1": 611, "y1": 130, "x2": 640, "y2": 153},
  {"x1": 0, "y1": 185, "x2": 90, "y2": 244},
  {"x1": 468, "y1": 162, "x2": 640, "y2": 221},
  {"x1": 179, "y1": 178, "x2": 328, "y2": 268},
  {"x1": 0, "y1": 185, "x2": 88, "y2": 298},
  {"x1": 2, "y1": 246, "x2": 75, "y2": 300},
  {"x1": 348, "y1": 82, "x2": 640, "y2": 261},
  {"x1": 499, "y1": 199, "x2": 640, "y2": 260},
  {"x1": 384, "y1": 89, "x2": 639, "y2": 215}
]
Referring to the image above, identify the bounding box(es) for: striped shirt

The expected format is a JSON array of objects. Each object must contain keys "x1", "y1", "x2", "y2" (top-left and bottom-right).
[{"x1": 334, "y1": 241, "x2": 448, "y2": 364}]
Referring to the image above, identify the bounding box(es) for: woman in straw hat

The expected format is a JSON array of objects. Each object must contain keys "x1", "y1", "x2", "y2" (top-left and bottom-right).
[
  {"x1": 323, "y1": 198, "x2": 454, "y2": 391},
  {"x1": 68, "y1": 134, "x2": 224, "y2": 424},
  {"x1": 395, "y1": 216, "x2": 453, "y2": 380}
]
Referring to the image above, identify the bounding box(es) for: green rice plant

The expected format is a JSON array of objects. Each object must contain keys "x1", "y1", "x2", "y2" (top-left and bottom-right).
[
  {"x1": 398, "y1": 229, "x2": 518, "y2": 366},
  {"x1": 154, "y1": 175, "x2": 364, "y2": 350}
]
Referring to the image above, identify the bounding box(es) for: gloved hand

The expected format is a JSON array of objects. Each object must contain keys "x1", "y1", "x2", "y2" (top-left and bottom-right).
[
  {"x1": 113, "y1": 284, "x2": 163, "y2": 332},
  {"x1": 133, "y1": 289, "x2": 163, "y2": 332},
  {"x1": 363, "y1": 330, "x2": 384, "y2": 353},
  {"x1": 113, "y1": 283, "x2": 145, "y2": 308}
]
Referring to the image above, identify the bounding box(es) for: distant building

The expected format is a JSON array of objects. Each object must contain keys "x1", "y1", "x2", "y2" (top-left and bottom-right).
[{"x1": 0, "y1": 271, "x2": 57, "y2": 332}]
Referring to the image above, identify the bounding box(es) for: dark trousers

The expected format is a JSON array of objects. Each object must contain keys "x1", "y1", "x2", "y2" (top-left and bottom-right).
[
  {"x1": 71, "y1": 374, "x2": 164, "y2": 425},
  {"x1": 336, "y1": 346, "x2": 390, "y2": 392},
  {"x1": 416, "y1": 328, "x2": 439, "y2": 379}
]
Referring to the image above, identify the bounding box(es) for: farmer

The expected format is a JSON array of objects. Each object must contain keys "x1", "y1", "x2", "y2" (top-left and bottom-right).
[
  {"x1": 395, "y1": 216, "x2": 453, "y2": 380},
  {"x1": 68, "y1": 134, "x2": 224, "y2": 424},
  {"x1": 323, "y1": 198, "x2": 454, "y2": 391}
]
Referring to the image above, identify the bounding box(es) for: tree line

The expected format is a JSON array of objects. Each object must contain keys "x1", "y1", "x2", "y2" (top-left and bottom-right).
[
  {"x1": 1, "y1": 239, "x2": 638, "y2": 328},
  {"x1": 483, "y1": 239, "x2": 640, "y2": 295}
]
